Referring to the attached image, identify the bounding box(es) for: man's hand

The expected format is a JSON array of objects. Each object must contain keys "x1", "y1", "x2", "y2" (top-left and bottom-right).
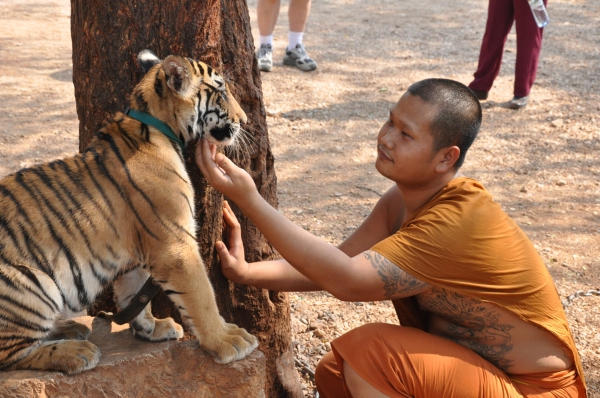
[
  {"x1": 195, "y1": 139, "x2": 260, "y2": 205},
  {"x1": 215, "y1": 201, "x2": 250, "y2": 284}
]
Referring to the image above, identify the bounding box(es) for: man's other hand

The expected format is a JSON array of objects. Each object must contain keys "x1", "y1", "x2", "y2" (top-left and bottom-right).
[{"x1": 215, "y1": 201, "x2": 250, "y2": 284}]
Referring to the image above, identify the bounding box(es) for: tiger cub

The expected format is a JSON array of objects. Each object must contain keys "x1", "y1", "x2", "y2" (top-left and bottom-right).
[{"x1": 0, "y1": 50, "x2": 257, "y2": 374}]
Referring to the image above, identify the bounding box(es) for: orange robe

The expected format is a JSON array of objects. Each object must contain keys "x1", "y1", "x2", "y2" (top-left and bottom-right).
[{"x1": 316, "y1": 177, "x2": 586, "y2": 397}]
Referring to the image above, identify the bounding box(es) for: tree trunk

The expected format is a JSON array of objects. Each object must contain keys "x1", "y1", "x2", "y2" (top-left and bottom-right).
[{"x1": 70, "y1": 1, "x2": 302, "y2": 397}]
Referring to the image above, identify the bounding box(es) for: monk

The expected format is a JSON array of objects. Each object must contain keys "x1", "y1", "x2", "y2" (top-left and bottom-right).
[{"x1": 195, "y1": 78, "x2": 586, "y2": 397}]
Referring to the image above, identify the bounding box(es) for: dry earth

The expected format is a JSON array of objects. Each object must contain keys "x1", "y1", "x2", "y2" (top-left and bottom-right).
[{"x1": 0, "y1": 0, "x2": 599, "y2": 396}]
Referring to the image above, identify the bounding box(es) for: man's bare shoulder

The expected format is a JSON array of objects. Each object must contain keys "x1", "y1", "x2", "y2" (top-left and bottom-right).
[
  {"x1": 338, "y1": 185, "x2": 405, "y2": 256},
  {"x1": 379, "y1": 185, "x2": 406, "y2": 234},
  {"x1": 416, "y1": 287, "x2": 573, "y2": 374}
]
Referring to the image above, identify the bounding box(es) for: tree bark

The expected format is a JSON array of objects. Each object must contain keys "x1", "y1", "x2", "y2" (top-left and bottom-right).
[{"x1": 70, "y1": 1, "x2": 301, "y2": 397}]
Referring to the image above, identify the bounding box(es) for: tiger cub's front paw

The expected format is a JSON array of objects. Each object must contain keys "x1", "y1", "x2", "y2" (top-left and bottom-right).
[
  {"x1": 203, "y1": 322, "x2": 258, "y2": 364},
  {"x1": 132, "y1": 317, "x2": 184, "y2": 342}
]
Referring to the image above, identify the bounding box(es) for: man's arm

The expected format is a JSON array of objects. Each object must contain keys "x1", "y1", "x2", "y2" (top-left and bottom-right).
[
  {"x1": 215, "y1": 201, "x2": 320, "y2": 291},
  {"x1": 240, "y1": 254, "x2": 430, "y2": 301},
  {"x1": 199, "y1": 141, "x2": 431, "y2": 301},
  {"x1": 337, "y1": 185, "x2": 406, "y2": 257},
  {"x1": 220, "y1": 201, "x2": 429, "y2": 301}
]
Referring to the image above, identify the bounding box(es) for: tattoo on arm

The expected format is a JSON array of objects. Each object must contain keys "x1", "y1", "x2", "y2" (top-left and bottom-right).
[{"x1": 363, "y1": 251, "x2": 429, "y2": 299}]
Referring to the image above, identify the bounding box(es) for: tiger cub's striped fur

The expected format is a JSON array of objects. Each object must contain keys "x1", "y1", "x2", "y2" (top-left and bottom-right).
[{"x1": 0, "y1": 50, "x2": 257, "y2": 374}]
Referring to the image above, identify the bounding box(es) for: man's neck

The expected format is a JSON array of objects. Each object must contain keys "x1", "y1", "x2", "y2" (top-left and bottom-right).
[{"x1": 397, "y1": 171, "x2": 463, "y2": 219}]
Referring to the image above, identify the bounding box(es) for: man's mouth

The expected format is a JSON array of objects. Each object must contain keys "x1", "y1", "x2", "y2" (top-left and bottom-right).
[{"x1": 377, "y1": 146, "x2": 393, "y2": 162}]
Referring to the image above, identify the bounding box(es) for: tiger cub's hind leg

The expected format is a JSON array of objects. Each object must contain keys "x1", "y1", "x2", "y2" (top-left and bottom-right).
[
  {"x1": 113, "y1": 266, "x2": 183, "y2": 342},
  {"x1": 0, "y1": 264, "x2": 98, "y2": 373},
  {"x1": 12, "y1": 340, "x2": 100, "y2": 375}
]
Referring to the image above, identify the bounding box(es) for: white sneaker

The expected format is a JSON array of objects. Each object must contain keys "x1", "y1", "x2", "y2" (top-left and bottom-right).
[
  {"x1": 283, "y1": 44, "x2": 317, "y2": 71},
  {"x1": 257, "y1": 44, "x2": 273, "y2": 72}
]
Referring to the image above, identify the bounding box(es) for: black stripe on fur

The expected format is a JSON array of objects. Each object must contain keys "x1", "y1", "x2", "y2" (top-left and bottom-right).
[
  {"x1": 88, "y1": 147, "x2": 158, "y2": 240},
  {"x1": 0, "y1": 185, "x2": 34, "y2": 227},
  {"x1": 154, "y1": 68, "x2": 164, "y2": 98}
]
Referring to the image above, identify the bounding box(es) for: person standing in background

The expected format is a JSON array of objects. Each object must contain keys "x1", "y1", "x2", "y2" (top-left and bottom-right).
[
  {"x1": 255, "y1": 0, "x2": 318, "y2": 72},
  {"x1": 468, "y1": 0, "x2": 548, "y2": 109}
]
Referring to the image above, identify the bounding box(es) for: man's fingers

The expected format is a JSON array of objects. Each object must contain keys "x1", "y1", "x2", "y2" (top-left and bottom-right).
[
  {"x1": 214, "y1": 152, "x2": 237, "y2": 176},
  {"x1": 223, "y1": 201, "x2": 241, "y2": 228},
  {"x1": 195, "y1": 140, "x2": 210, "y2": 176},
  {"x1": 215, "y1": 241, "x2": 231, "y2": 263},
  {"x1": 222, "y1": 202, "x2": 242, "y2": 249},
  {"x1": 196, "y1": 140, "x2": 231, "y2": 182}
]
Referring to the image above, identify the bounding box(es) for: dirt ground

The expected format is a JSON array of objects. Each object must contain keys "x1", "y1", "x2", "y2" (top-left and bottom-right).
[{"x1": 0, "y1": 0, "x2": 599, "y2": 396}]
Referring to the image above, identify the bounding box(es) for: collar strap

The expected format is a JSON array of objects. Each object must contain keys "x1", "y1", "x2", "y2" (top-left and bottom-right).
[
  {"x1": 97, "y1": 277, "x2": 162, "y2": 325},
  {"x1": 126, "y1": 108, "x2": 186, "y2": 153}
]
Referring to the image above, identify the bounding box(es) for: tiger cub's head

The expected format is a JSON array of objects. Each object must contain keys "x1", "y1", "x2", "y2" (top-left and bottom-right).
[{"x1": 130, "y1": 49, "x2": 247, "y2": 146}]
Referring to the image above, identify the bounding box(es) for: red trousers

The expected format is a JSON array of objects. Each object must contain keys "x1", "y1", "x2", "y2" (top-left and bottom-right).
[
  {"x1": 315, "y1": 324, "x2": 585, "y2": 398},
  {"x1": 469, "y1": 0, "x2": 547, "y2": 98}
]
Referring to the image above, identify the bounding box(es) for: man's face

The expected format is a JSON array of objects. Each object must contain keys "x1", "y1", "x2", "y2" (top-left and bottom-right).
[{"x1": 375, "y1": 92, "x2": 440, "y2": 186}]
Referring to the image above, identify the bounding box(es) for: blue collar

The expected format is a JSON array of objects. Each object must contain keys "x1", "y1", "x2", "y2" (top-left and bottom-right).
[{"x1": 125, "y1": 108, "x2": 186, "y2": 153}]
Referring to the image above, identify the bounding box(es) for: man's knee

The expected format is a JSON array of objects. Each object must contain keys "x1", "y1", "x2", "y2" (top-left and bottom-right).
[
  {"x1": 315, "y1": 350, "x2": 339, "y2": 386},
  {"x1": 316, "y1": 324, "x2": 415, "y2": 398},
  {"x1": 315, "y1": 350, "x2": 346, "y2": 398}
]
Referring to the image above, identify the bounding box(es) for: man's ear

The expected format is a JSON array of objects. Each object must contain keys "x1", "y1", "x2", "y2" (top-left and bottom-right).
[{"x1": 435, "y1": 146, "x2": 460, "y2": 173}]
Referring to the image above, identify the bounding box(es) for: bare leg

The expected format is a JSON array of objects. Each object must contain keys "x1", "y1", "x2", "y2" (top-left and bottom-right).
[
  {"x1": 288, "y1": 0, "x2": 312, "y2": 33},
  {"x1": 257, "y1": 0, "x2": 281, "y2": 36},
  {"x1": 343, "y1": 361, "x2": 390, "y2": 398}
]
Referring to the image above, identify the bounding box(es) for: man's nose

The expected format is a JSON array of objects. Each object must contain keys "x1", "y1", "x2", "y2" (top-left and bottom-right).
[{"x1": 380, "y1": 128, "x2": 395, "y2": 147}]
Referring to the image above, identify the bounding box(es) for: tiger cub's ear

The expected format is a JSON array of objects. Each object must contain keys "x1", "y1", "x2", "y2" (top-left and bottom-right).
[
  {"x1": 137, "y1": 49, "x2": 161, "y2": 74},
  {"x1": 162, "y1": 55, "x2": 194, "y2": 97}
]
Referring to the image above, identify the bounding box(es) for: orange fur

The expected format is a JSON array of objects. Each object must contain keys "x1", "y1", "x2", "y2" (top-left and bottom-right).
[{"x1": 0, "y1": 50, "x2": 256, "y2": 374}]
